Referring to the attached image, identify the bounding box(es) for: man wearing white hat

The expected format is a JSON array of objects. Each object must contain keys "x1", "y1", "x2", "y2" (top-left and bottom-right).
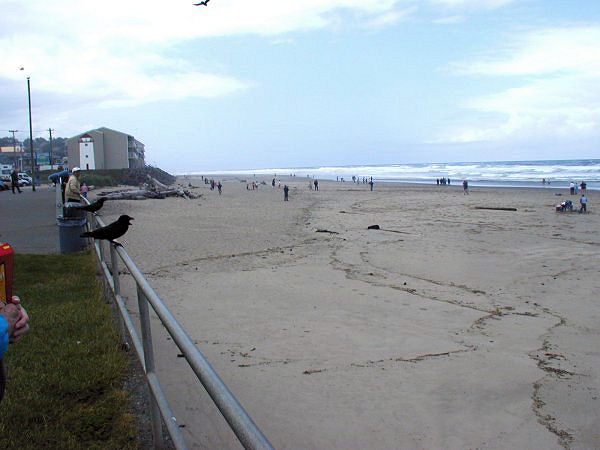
[{"x1": 65, "y1": 167, "x2": 82, "y2": 203}]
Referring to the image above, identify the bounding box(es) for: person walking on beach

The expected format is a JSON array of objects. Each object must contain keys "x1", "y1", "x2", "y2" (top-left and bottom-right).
[
  {"x1": 272, "y1": 178, "x2": 275, "y2": 187},
  {"x1": 463, "y1": 179, "x2": 469, "y2": 195},
  {"x1": 368, "y1": 179, "x2": 374, "y2": 191},
  {"x1": 10, "y1": 170, "x2": 21, "y2": 194},
  {"x1": 217, "y1": 181, "x2": 222, "y2": 195},
  {"x1": 314, "y1": 179, "x2": 319, "y2": 191},
  {"x1": 579, "y1": 194, "x2": 588, "y2": 213},
  {"x1": 283, "y1": 185, "x2": 289, "y2": 201}
]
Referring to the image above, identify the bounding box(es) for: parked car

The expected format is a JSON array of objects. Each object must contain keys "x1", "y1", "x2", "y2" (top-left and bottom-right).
[
  {"x1": 18, "y1": 173, "x2": 33, "y2": 185},
  {"x1": 0, "y1": 180, "x2": 9, "y2": 191}
]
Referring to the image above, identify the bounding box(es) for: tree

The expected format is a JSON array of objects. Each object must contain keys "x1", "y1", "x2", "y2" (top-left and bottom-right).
[{"x1": 0, "y1": 136, "x2": 19, "y2": 146}]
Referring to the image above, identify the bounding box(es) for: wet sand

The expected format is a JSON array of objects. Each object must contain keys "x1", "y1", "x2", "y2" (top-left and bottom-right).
[{"x1": 99, "y1": 177, "x2": 599, "y2": 449}]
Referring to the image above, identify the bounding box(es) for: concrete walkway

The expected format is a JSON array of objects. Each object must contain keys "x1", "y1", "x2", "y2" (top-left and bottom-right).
[{"x1": 0, "y1": 186, "x2": 60, "y2": 253}]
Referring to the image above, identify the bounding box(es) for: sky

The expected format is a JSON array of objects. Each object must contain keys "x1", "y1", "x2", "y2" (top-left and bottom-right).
[{"x1": 1, "y1": 0, "x2": 599, "y2": 172}]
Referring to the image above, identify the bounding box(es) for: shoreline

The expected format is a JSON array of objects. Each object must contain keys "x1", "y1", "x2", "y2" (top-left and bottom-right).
[{"x1": 183, "y1": 173, "x2": 599, "y2": 192}]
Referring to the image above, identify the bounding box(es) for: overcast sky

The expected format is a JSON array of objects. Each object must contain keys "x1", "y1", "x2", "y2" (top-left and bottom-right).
[{"x1": 1, "y1": 0, "x2": 599, "y2": 172}]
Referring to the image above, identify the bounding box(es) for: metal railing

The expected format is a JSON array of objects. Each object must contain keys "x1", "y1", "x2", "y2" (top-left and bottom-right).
[{"x1": 81, "y1": 199, "x2": 273, "y2": 450}]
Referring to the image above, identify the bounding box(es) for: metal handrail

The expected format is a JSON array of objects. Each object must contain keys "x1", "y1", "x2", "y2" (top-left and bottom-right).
[{"x1": 82, "y1": 197, "x2": 273, "y2": 450}]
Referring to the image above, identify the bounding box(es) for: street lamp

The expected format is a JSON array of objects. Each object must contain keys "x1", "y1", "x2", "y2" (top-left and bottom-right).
[{"x1": 26, "y1": 76, "x2": 35, "y2": 191}]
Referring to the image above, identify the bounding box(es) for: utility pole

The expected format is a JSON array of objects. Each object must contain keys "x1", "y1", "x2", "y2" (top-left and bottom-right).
[
  {"x1": 48, "y1": 128, "x2": 54, "y2": 169},
  {"x1": 27, "y1": 76, "x2": 35, "y2": 191},
  {"x1": 8, "y1": 129, "x2": 18, "y2": 169}
]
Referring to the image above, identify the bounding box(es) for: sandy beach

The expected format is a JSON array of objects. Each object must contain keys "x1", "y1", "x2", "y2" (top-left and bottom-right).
[{"x1": 98, "y1": 177, "x2": 599, "y2": 449}]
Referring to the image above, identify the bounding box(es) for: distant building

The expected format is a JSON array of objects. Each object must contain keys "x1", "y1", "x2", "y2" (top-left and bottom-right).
[
  {"x1": 0, "y1": 146, "x2": 26, "y2": 170},
  {"x1": 0, "y1": 145, "x2": 23, "y2": 154},
  {"x1": 66, "y1": 127, "x2": 145, "y2": 170}
]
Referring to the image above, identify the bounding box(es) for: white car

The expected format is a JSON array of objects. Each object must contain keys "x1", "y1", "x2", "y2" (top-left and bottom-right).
[{"x1": 18, "y1": 173, "x2": 33, "y2": 185}]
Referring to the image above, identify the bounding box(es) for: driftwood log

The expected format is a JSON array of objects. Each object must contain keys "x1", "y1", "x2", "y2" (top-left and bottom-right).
[
  {"x1": 98, "y1": 188, "x2": 200, "y2": 200},
  {"x1": 474, "y1": 206, "x2": 517, "y2": 212},
  {"x1": 96, "y1": 175, "x2": 201, "y2": 200}
]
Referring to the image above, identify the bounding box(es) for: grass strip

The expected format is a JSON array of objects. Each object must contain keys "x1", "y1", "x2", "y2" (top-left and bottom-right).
[{"x1": 0, "y1": 252, "x2": 140, "y2": 449}]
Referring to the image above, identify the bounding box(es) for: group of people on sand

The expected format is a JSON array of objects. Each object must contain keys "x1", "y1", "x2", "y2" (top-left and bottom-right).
[
  {"x1": 204, "y1": 178, "x2": 222, "y2": 194},
  {"x1": 569, "y1": 181, "x2": 587, "y2": 195},
  {"x1": 557, "y1": 195, "x2": 588, "y2": 213},
  {"x1": 436, "y1": 177, "x2": 451, "y2": 185}
]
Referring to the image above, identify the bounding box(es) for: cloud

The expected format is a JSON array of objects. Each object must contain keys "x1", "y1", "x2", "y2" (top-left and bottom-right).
[
  {"x1": 435, "y1": 26, "x2": 600, "y2": 143},
  {"x1": 0, "y1": 0, "x2": 412, "y2": 110},
  {"x1": 432, "y1": 15, "x2": 465, "y2": 24},
  {"x1": 0, "y1": 0, "x2": 519, "y2": 127},
  {"x1": 364, "y1": 8, "x2": 415, "y2": 28},
  {"x1": 428, "y1": 0, "x2": 515, "y2": 9}
]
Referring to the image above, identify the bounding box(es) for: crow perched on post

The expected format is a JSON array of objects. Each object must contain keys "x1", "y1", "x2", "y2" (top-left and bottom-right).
[
  {"x1": 70, "y1": 197, "x2": 107, "y2": 215},
  {"x1": 81, "y1": 215, "x2": 134, "y2": 246}
]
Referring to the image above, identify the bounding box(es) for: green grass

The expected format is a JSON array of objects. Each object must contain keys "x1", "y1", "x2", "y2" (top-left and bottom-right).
[{"x1": 0, "y1": 252, "x2": 140, "y2": 449}]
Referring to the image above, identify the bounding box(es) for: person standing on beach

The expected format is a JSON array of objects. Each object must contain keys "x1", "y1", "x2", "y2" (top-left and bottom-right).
[
  {"x1": 217, "y1": 181, "x2": 222, "y2": 195},
  {"x1": 369, "y1": 179, "x2": 374, "y2": 191},
  {"x1": 314, "y1": 179, "x2": 319, "y2": 191},
  {"x1": 580, "y1": 181, "x2": 587, "y2": 194},
  {"x1": 283, "y1": 185, "x2": 289, "y2": 201},
  {"x1": 463, "y1": 180, "x2": 469, "y2": 195},
  {"x1": 579, "y1": 194, "x2": 588, "y2": 213},
  {"x1": 569, "y1": 181, "x2": 575, "y2": 195}
]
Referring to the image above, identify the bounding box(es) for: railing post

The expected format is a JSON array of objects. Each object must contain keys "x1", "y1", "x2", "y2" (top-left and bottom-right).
[
  {"x1": 110, "y1": 244, "x2": 128, "y2": 349},
  {"x1": 55, "y1": 182, "x2": 63, "y2": 219},
  {"x1": 110, "y1": 244, "x2": 121, "y2": 294},
  {"x1": 137, "y1": 284, "x2": 165, "y2": 449},
  {"x1": 98, "y1": 237, "x2": 106, "y2": 264}
]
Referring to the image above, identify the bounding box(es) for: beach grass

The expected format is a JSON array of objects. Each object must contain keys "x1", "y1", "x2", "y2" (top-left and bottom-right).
[{"x1": 0, "y1": 252, "x2": 140, "y2": 449}]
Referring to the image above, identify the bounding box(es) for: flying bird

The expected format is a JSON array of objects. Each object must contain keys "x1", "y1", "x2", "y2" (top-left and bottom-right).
[
  {"x1": 193, "y1": 0, "x2": 210, "y2": 5},
  {"x1": 81, "y1": 215, "x2": 134, "y2": 246},
  {"x1": 70, "y1": 197, "x2": 107, "y2": 215}
]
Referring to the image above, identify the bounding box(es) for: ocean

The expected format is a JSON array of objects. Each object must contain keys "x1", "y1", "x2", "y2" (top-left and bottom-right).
[{"x1": 191, "y1": 159, "x2": 600, "y2": 190}]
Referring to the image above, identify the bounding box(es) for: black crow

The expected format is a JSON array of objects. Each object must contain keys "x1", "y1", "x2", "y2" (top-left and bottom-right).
[
  {"x1": 70, "y1": 197, "x2": 107, "y2": 215},
  {"x1": 81, "y1": 215, "x2": 134, "y2": 246},
  {"x1": 193, "y1": 0, "x2": 209, "y2": 5}
]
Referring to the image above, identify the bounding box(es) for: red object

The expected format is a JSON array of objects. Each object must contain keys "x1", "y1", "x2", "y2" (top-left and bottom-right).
[{"x1": 0, "y1": 243, "x2": 14, "y2": 303}]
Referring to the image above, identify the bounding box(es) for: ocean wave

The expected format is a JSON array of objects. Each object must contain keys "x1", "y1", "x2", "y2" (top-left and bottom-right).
[{"x1": 185, "y1": 159, "x2": 600, "y2": 189}]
